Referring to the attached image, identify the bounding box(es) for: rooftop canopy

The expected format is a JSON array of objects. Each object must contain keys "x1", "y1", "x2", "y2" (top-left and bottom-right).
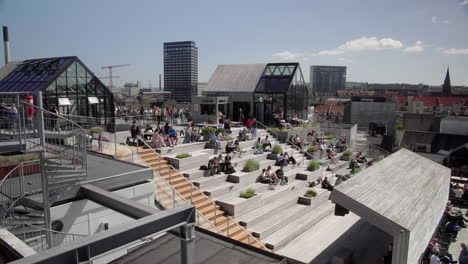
[{"x1": 329, "y1": 148, "x2": 451, "y2": 264}]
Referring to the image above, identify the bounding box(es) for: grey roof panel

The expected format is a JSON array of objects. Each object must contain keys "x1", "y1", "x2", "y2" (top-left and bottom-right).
[{"x1": 205, "y1": 64, "x2": 266, "y2": 92}]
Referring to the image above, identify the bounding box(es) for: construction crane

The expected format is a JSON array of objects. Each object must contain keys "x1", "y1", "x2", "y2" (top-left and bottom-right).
[{"x1": 101, "y1": 64, "x2": 130, "y2": 90}]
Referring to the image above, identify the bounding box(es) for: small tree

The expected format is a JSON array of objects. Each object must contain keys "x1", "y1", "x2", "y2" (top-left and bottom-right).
[{"x1": 307, "y1": 160, "x2": 320, "y2": 171}]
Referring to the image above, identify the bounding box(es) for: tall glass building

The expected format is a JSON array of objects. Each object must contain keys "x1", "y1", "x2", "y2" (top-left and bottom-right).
[
  {"x1": 163, "y1": 41, "x2": 198, "y2": 102},
  {"x1": 310, "y1": 65, "x2": 346, "y2": 94}
]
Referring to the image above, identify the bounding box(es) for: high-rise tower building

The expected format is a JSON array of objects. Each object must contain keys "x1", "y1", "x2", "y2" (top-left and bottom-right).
[
  {"x1": 310, "y1": 66, "x2": 346, "y2": 94},
  {"x1": 442, "y1": 67, "x2": 451, "y2": 96},
  {"x1": 164, "y1": 41, "x2": 198, "y2": 102}
]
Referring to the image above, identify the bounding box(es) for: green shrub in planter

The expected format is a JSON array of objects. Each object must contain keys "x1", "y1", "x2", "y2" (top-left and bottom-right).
[
  {"x1": 272, "y1": 145, "x2": 284, "y2": 154},
  {"x1": 353, "y1": 167, "x2": 360, "y2": 173},
  {"x1": 223, "y1": 136, "x2": 234, "y2": 141},
  {"x1": 240, "y1": 188, "x2": 256, "y2": 199},
  {"x1": 202, "y1": 127, "x2": 217, "y2": 134},
  {"x1": 215, "y1": 128, "x2": 225, "y2": 133},
  {"x1": 343, "y1": 150, "x2": 353, "y2": 156},
  {"x1": 175, "y1": 153, "x2": 192, "y2": 159},
  {"x1": 306, "y1": 146, "x2": 319, "y2": 152},
  {"x1": 325, "y1": 134, "x2": 335, "y2": 140},
  {"x1": 304, "y1": 190, "x2": 317, "y2": 198},
  {"x1": 307, "y1": 160, "x2": 320, "y2": 171},
  {"x1": 0, "y1": 153, "x2": 40, "y2": 166},
  {"x1": 243, "y1": 160, "x2": 260, "y2": 172}
]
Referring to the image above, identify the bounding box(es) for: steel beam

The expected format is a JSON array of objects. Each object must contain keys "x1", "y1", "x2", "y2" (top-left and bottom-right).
[{"x1": 10, "y1": 204, "x2": 196, "y2": 264}]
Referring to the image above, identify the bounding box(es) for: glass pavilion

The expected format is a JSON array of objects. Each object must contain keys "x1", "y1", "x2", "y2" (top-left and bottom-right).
[
  {"x1": 253, "y1": 63, "x2": 308, "y2": 124},
  {"x1": 0, "y1": 57, "x2": 115, "y2": 129}
]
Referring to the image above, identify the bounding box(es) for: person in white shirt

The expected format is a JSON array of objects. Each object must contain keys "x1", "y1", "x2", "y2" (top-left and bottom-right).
[
  {"x1": 262, "y1": 136, "x2": 272, "y2": 150},
  {"x1": 430, "y1": 251, "x2": 441, "y2": 264},
  {"x1": 454, "y1": 187, "x2": 464, "y2": 199}
]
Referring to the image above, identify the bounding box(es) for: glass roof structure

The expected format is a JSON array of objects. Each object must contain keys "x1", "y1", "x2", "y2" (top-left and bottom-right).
[{"x1": 0, "y1": 57, "x2": 75, "y2": 93}]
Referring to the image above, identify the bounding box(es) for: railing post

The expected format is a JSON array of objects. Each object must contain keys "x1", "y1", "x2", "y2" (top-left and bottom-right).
[
  {"x1": 114, "y1": 133, "x2": 117, "y2": 158},
  {"x1": 227, "y1": 216, "x2": 229, "y2": 237},
  {"x1": 190, "y1": 185, "x2": 193, "y2": 203},
  {"x1": 172, "y1": 188, "x2": 176, "y2": 208},
  {"x1": 213, "y1": 203, "x2": 217, "y2": 226}
]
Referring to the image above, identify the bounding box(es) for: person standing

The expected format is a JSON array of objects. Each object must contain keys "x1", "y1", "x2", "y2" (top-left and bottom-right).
[
  {"x1": 460, "y1": 243, "x2": 468, "y2": 264},
  {"x1": 8, "y1": 103, "x2": 18, "y2": 131}
]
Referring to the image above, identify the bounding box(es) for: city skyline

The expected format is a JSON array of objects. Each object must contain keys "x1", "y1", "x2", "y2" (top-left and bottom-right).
[{"x1": 1, "y1": 0, "x2": 468, "y2": 87}]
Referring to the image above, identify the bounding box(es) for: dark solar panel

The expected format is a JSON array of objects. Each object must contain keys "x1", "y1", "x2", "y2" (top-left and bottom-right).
[{"x1": 0, "y1": 57, "x2": 74, "y2": 93}]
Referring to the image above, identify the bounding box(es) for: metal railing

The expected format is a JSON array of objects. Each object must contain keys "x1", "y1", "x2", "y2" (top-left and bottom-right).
[
  {"x1": 3, "y1": 217, "x2": 87, "y2": 252},
  {"x1": 98, "y1": 133, "x2": 223, "y2": 236},
  {"x1": 135, "y1": 136, "x2": 269, "y2": 250}
]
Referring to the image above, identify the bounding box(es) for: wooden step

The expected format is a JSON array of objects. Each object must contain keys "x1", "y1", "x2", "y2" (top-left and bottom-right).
[
  {"x1": 199, "y1": 205, "x2": 221, "y2": 215},
  {"x1": 204, "y1": 209, "x2": 225, "y2": 221}
]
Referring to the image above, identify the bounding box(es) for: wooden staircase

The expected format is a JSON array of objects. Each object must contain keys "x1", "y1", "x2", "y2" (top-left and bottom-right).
[{"x1": 137, "y1": 149, "x2": 267, "y2": 250}]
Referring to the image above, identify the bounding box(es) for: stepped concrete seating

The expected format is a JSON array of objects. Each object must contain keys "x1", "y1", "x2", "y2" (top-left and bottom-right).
[
  {"x1": 168, "y1": 133, "x2": 279, "y2": 171},
  {"x1": 237, "y1": 186, "x2": 327, "y2": 228},
  {"x1": 205, "y1": 161, "x2": 308, "y2": 198},
  {"x1": 248, "y1": 187, "x2": 330, "y2": 239},
  {"x1": 261, "y1": 195, "x2": 336, "y2": 250},
  {"x1": 215, "y1": 169, "x2": 311, "y2": 216}
]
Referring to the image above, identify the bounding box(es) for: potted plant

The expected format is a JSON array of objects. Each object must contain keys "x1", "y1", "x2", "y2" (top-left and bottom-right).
[
  {"x1": 267, "y1": 145, "x2": 284, "y2": 160},
  {"x1": 305, "y1": 146, "x2": 320, "y2": 160},
  {"x1": 304, "y1": 190, "x2": 317, "y2": 198},
  {"x1": 243, "y1": 160, "x2": 260, "y2": 172},
  {"x1": 239, "y1": 188, "x2": 256, "y2": 199},
  {"x1": 175, "y1": 153, "x2": 192, "y2": 159},
  {"x1": 325, "y1": 134, "x2": 336, "y2": 140},
  {"x1": 0, "y1": 154, "x2": 41, "y2": 178},
  {"x1": 307, "y1": 160, "x2": 320, "y2": 172},
  {"x1": 340, "y1": 150, "x2": 353, "y2": 161},
  {"x1": 202, "y1": 126, "x2": 217, "y2": 141}
]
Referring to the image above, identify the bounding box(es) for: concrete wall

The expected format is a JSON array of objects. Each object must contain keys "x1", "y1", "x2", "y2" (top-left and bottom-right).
[
  {"x1": 347, "y1": 101, "x2": 396, "y2": 135},
  {"x1": 51, "y1": 181, "x2": 155, "y2": 237},
  {"x1": 440, "y1": 118, "x2": 468, "y2": 136},
  {"x1": 403, "y1": 113, "x2": 436, "y2": 132}
]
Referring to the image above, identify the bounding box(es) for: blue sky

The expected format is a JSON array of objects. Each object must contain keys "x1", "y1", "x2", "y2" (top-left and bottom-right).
[{"x1": 0, "y1": 0, "x2": 467, "y2": 87}]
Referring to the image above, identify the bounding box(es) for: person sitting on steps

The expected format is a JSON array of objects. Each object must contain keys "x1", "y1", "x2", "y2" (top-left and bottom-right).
[
  {"x1": 262, "y1": 135, "x2": 272, "y2": 150},
  {"x1": 253, "y1": 137, "x2": 264, "y2": 154},
  {"x1": 266, "y1": 165, "x2": 280, "y2": 184},
  {"x1": 283, "y1": 152, "x2": 296, "y2": 165},
  {"x1": 276, "y1": 165, "x2": 288, "y2": 185},
  {"x1": 232, "y1": 140, "x2": 246, "y2": 158},
  {"x1": 321, "y1": 176, "x2": 333, "y2": 191},
  {"x1": 207, "y1": 157, "x2": 220, "y2": 176}
]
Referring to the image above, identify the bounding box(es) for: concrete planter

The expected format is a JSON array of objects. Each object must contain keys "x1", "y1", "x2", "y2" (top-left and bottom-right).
[
  {"x1": 305, "y1": 151, "x2": 320, "y2": 160},
  {"x1": 267, "y1": 153, "x2": 279, "y2": 160},
  {"x1": 340, "y1": 155, "x2": 351, "y2": 161}
]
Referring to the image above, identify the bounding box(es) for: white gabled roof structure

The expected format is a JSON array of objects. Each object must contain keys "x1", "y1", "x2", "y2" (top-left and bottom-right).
[
  {"x1": 330, "y1": 148, "x2": 451, "y2": 264},
  {"x1": 205, "y1": 64, "x2": 266, "y2": 92}
]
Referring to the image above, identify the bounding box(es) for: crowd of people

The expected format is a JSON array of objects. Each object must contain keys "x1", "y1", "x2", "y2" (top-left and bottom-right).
[{"x1": 116, "y1": 105, "x2": 191, "y2": 124}]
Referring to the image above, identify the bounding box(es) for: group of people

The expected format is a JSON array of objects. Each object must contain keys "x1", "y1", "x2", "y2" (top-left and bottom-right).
[
  {"x1": 423, "y1": 238, "x2": 467, "y2": 264},
  {"x1": 257, "y1": 165, "x2": 288, "y2": 186},
  {"x1": 253, "y1": 136, "x2": 272, "y2": 154},
  {"x1": 205, "y1": 154, "x2": 236, "y2": 176},
  {"x1": 421, "y1": 203, "x2": 468, "y2": 264},
  {"x1": 451, "y1": 183, "x2": 468, "y2": 201},
  {"x1": 129, "y1": 121, "x2": 180, "y2": 148},
  {"x1": 274, "y1": 152, "x2": 296, "y2": 166},
  {"x1": 225, "y1": 140, "x2": 246, "y2": 158},
  {"x1": 116, "y1": 105, "x2": 191, "y2": 124}
]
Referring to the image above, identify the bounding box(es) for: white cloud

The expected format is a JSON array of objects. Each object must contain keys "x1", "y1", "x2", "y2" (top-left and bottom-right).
[
  {"x1": 404, "y1": 41, "x2": 424, "y2": 53},
  {"x1": 442, "y1": 48, "x2": 468, "y2": 55},
  {"x1": 272, "y1": 51, "x2": 301, "y2": 60},
  {"x1": 461, "y1": 0, "x2": 468, "y2": 5},
  {"x1": 317, "y1": 37, "x2": 403, "y2": 56},
  {"x1": 273, "y1": 36, "x2": 404, "y2": 60},
  {"x1": 432, "y1": 16, "x2": 450, "y2": 24}
]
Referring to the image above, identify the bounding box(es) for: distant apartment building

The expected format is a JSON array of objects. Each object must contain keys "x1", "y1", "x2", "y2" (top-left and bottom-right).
[
  {"x1": 163, "y1": 41, "x2": 198, "y2": 102},
  {"x1": 310, "y1": 66, "x2": 346, "y2": 94}
]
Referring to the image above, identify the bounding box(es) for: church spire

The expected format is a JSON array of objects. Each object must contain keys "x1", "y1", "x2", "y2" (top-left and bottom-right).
[{"x1": 442, "y1": 67, "x2": 451, "y2": 96}]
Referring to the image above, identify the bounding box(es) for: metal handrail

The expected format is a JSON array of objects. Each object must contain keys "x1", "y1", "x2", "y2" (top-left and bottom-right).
[
  {"x1": 135, "y1": 136, "x2": 269, "y2": 250},
  {"x1": 255, "y1": 121, "x2": 279, "y2": 139},
  {"x1": 109, "y1": 134, "x2": 223, "y2": 236}
]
